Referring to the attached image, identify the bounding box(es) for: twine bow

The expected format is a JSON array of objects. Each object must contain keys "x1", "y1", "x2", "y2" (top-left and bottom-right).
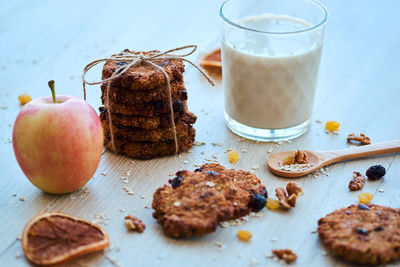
[{"x1": 82, "y1": 45, "x2": 214, "y2": 155}]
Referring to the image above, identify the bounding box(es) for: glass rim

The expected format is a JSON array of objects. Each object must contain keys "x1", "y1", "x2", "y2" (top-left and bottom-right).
[{"x1": 219, "y1": 0, "x2": 328, "y2": 35}]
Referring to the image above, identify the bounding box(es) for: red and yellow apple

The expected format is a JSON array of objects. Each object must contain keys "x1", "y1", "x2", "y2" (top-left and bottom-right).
[{"x1": 12, "y1": 81, "x2": 103, "y2": 194}]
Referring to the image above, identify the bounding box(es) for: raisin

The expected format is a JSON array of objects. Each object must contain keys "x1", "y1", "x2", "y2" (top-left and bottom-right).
[
  {"x1": 173, "y1": 100, "x2": 184, "y2": 113},
  {"x1": 356, "y1": 227, "x2": 368, "y2": 235},
  {"x1": 237, "y1": 230, "x2": 252, "y2": 241},
  {"x1": 194, "y1": 168, "x2": 203, "y2": 172},
  {"x1": 169, "y1": 176, "x2": 184, "y2": 188},
  {"x1": 366, "y1": 165, "x2": 386, "y2": 180},
  {"x1": 358, "y1": 192, "x2": 373, "y2": 204},
  {"x1": 374, "y1": 226, "x2": 384, "y2": 231},
  {"x1": 153, "y1": 101, "x2": 163, "y2": 111},
  {"x1": 325, "y1": 121, "x2": 340, "y2": 132},
  {"x1": 358, "y1": 204, "x2": 370, "y2": 210},
  {"x1": 181, "y1": 90, "x2": 188, "y2": 100},
  {"x1": 116, "y1": 61, "x2": 128, "y2": 66},
  {"x1": 228, "y1": 150, "x2": 239, "y2": 163},
  {"x1": 266, "y1": 198, "x2": 280, "y2": 210},
  {"x1": 250, "y1": 194, "x2": 266, "y2": 211},
  {"x1": 206, "y1": 171, "x2": 219, "y2": 176}
]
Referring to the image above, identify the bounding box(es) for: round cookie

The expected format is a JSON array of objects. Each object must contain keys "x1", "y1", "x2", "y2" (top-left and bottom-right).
[
  {"x1": 104, "y1": 127, "x2": 195, "y2": 159},
  {"x1": 99, "y1": 107, "x2": 196, "y2": 130},
  {"x1": 152, "y1": 164, "x2": 268, "y2": 238},
  {"x1": 103, "y1": 99, "x2": 187, "y2": 116},
  {"x1": 100, "y1": 80, "x2": 187, "y2": 103},
  {"x1": 102, "y1": 118, "x2": 194, "y2": 142},
  {"x1": 318, "y1": 204, "x2": 400, "y2": 265},
  {"x1": 102, "y1": 50, "x2": 185, "y2": 91}
]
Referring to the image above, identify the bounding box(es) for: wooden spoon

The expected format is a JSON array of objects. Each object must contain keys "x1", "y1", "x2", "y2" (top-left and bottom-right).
[{"x1": 267, "y1": 140, "x2": 400, "y2": 178}]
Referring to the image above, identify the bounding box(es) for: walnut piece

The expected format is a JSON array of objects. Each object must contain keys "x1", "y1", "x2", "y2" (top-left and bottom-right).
[
  {"x1": 124, "y1": 215, "x2": 145, "y2": 233},
  {"x1": 283, "y1": 150, "x2": 308, "y2": 165},
  {"x1": 275, "y1": 187, "x2": 291, "y2": 210},
  {"x1": 348, "y1": 172, "x2": 365, "y2": 191},
  {"x1": 294, "y1": 150, "x2": 308, "y2": 164},
  {"x1": 272, "y1": 249, "x2": 297, "y2": 263},
  {"x1": 286, "y1": 182, "x2": 304, "y2": 207},
  {"x1": 347, "y1": 133, "x2": 371, "y2": 145},
  {"x1": 276, "y1": 183, "x2": 304, "y2": 209}
]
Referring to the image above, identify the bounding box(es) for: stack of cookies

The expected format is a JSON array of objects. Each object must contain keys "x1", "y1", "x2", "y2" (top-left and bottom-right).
[{"x1": 99, "y1": 50, "x2": 197, "y2": 159}]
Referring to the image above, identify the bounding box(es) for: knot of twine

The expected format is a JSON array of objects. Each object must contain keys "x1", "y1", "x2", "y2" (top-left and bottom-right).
[{"x1": 82, "y1": 45, "x2": 214, "y2": 155}]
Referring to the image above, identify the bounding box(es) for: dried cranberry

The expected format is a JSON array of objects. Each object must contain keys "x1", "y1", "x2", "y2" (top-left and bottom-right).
[
  {"x1": 194, "y1": 168, "x2": 203, "y2": 172},
  {"x1": 366, "y1": 165, "x2": 386, "y2": 180},
  {"x1": 356, "y1": 227, "x2": 368, "y2": 235},
  {"x1": 169, "y1": 176, "x2": 184, "y2": 188},
  {"x1": 358, "y1": 204, "x2": 370, "y2": 210},
  {"x1": 250, "y1": 194, "x2": 266, "y2": 211},
  {"x1": 173, "y1": 100, "x2": 184, "y2": 113}
]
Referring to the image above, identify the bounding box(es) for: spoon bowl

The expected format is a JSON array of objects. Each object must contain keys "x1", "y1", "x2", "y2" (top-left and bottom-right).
[{"x1": 267, "y1": 140, "x2": 400, "y2": 178}]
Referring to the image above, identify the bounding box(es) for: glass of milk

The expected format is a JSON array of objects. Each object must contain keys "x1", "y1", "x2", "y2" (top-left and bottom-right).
[{"x1": 220, "y1": 0, "x2": 327, "y2": 141}]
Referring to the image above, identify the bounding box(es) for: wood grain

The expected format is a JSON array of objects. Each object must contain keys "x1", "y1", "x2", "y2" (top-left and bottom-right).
[{"x1": 0, "y1": 0, "x2": 399, "y2": 266}]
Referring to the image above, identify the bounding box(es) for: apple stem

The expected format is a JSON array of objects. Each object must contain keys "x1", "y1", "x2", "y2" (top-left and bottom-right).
[{"x1": 48, "y1": 80, "x2": 56, "y2": 103}]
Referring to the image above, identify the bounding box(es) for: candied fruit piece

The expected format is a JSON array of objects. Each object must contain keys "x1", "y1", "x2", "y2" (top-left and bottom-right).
[
  {"x1": 18, "y1": 94, "x2": 31, "y2": 105},
  {"x1": 282, "y1": 155, "x2": 295, "y2": 165},
  {"x1": 266, "y1": 198, "x2": 280, "y2": 210},
  {"x1": 325, "y1": 121, "x2": 340, "y2": 132},
  {"x1": 237, "y1": 230, "x2": 252, "y2": 242},
  {"x1": 358, "y1": 192, "x2": 373, "y2": 204},
  {"x1": 228, "y1": 150, "x2": 239, "y2": 163}
]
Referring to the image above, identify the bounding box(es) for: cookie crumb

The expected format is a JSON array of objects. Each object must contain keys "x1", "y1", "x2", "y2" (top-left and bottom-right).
[
  {"x1": 272, "y1": 249, "x2": 297, "y2": 263},
  {"x1": 124, "y1": 215, "x2": 145, "y2": 233}
]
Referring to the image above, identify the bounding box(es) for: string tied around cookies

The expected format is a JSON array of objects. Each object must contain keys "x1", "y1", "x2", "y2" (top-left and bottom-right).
[{"x1": 82, "y1": 45, "x2": 214, "y2": 155}]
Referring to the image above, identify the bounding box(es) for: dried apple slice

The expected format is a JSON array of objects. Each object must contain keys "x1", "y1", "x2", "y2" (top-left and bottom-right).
[
  {"x1": 21, "y1": 212, "x2": 109, "y2": 265},
  {"x1": 200, "y1": 48, "x2": 222, "y2": 76}
]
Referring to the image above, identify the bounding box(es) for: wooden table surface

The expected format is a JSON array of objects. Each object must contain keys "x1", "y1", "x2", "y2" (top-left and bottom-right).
[{"x1": 1, "y1": 0, "x2": 399, "y2": 266}]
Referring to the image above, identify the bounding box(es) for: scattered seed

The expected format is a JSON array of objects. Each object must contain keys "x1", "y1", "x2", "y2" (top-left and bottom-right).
[
  {"x1": 18, "y1": 197, "x2": 24, "y2": 201},
  {"x1": 101, "y1": 172, "x2": 107, "y2": 176}
]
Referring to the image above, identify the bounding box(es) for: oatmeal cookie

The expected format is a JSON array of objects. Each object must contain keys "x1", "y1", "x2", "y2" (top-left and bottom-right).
[
  {"x1": 152, "y1": 164, "x2": 268, "y2": 238},
  {"x1": 318, "y1": 204, "x2": 400, "y2": 264},
  {"x1": 99, "y1": 107, "x2": 195, "y2": 130},
  {"x1": 102, "y1": 98, "x2": 187, "y2": 116},
  {"x1": 102, "y1": 118, "x2": 194, "y2": 142},
  {"x1": 102, "y1": 50, "x2": 185, "y2": 91},
  {"x1": 105, "y1": 127, "x2": 195, "y2": 159},
  {"x1": 101, "y1": 80, "x2": 187, "y2": 103}
]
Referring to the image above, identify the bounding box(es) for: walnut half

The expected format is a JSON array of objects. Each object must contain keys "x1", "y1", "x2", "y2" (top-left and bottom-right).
[
  {"x1": 275, "y1": 182, "x2": 304, "y2": 209},
  {"x1": 347, "y1": 133, "x2": 371, "y2": 145},
  {"x1": 348, "y1": 172, "x2": 365, "y2": 191}
]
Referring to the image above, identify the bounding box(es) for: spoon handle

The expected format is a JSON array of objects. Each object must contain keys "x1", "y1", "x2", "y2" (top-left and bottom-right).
[{"x1": 319, "y1": 139, "x2": 400, "y2": 164}]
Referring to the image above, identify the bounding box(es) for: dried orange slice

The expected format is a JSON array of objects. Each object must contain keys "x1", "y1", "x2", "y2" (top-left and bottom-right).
[
  {"x1": 21, "y1": 212, "x2": 109, "y2": 265},
  {"x1": 200, "y1": 48, "x2": 222, "y2": 76}
]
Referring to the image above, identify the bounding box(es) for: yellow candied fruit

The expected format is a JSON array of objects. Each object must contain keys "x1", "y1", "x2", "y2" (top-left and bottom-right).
[
  {"x1": 228, "y1": 150, "x2": 239, "y2": 163},
  {"x1": 282, "y1": 155, "x2": 295, "y2": 165},
  {"x1": 266, "y1": 198, "x2": 280, "y2": 210},
  {"x1": 237, "y1": 230, "x2": 252, "y2": 242},
  {"x1": 18, "y1": 94, "x2": 32, "y2": 105},
  {"x1": 358, "y1": 192, "x2": 373, "y2": 204},
  {"x1": 325, "y1": 121, "x2": 340, "y2": 132}
]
